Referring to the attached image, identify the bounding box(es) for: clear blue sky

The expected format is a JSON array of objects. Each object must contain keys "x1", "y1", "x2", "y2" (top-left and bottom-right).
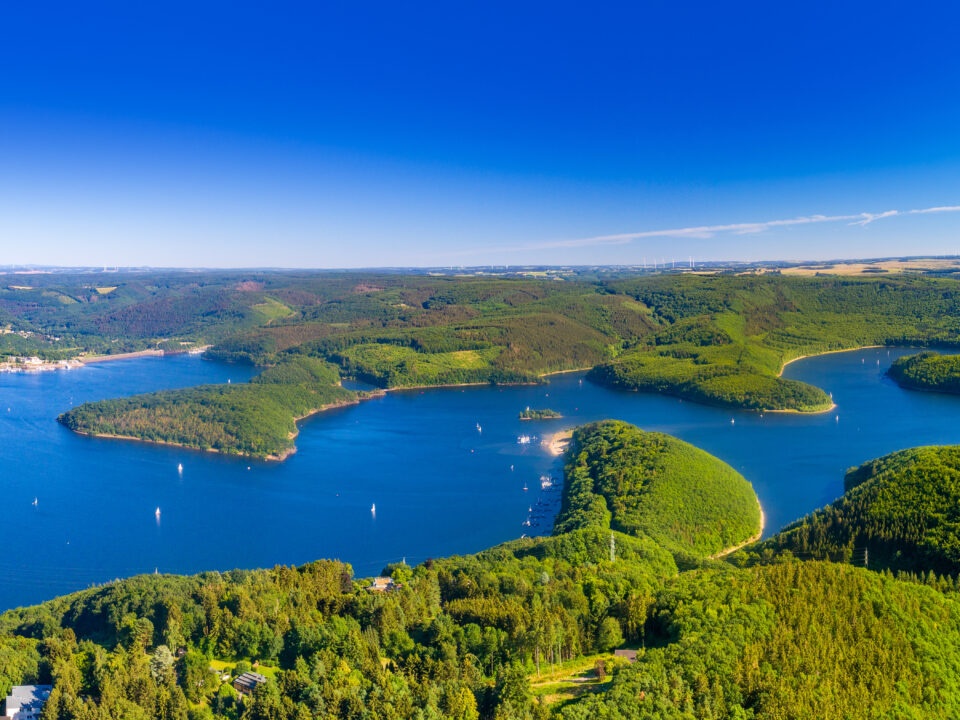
[{"x1": 2, "y1": 1, "x2": 960, "y2": 268}]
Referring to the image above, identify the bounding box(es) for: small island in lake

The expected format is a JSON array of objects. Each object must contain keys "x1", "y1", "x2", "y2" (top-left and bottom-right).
[
  {"x1": 888, "y1": 351, "x2": 960, "y2": 395},
  {"x1": 519, "y1": 407, "x2": 563, "y2": 420}
]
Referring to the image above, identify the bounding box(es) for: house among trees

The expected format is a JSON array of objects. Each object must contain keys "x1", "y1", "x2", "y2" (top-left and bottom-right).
[
  {"x1": 232, "y1": 672, "x2": 267, "y2": 696},
  {"x1": 366, "y1": 576, "x2": 399, "y2": 592},
  {"x1": 2, "y1": 685, "x2": 53, "y2": 720}
]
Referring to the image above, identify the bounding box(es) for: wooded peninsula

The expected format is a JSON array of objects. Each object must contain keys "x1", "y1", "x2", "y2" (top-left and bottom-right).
[
  {"x1": 20, "y1": 270, "x2": 960, "y2": 457},
  {"x1": 888, "y1": 351, "x2": 960, "y2": 395}
]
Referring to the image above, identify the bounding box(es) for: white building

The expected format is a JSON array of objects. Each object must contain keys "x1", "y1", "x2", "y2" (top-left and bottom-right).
[{"x1": 3, "y1": 685, "x2": 52, "y2": 720}]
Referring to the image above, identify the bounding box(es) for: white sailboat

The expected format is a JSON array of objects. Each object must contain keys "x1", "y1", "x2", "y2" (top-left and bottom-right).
[{"x1": 155, "y1": 507, "x2": 161, "y2": 518}]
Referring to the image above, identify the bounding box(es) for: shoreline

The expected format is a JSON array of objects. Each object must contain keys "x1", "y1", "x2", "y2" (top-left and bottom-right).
[
  {"x1": 8, "y1": 346, "x2": 214, "y2": 371},
  {"x1": 539, "y1": 366, "x2": 593, "y2": 378},
  {"x1": 543, "y1": 429, "x2": 574, "y2": 456},
  {"x1": 79, "y1": 349, "x2": 166, "y2": 364},
  {"x1": 762, "y1": 402, "x2": 837, "y2": 415},
  {"x1": 777, "y1": 345, "x2": 885, "y2": 377}
]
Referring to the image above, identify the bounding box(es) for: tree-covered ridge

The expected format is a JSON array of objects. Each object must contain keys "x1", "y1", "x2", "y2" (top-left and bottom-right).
[
  {"x1": 560, "y1": 562, "x2": 960, "y2": 720},
  {"x1": 58, "y1": 357, "x2": 356, "y2": 459},
  {"x1": 888, "y1": 351, "x2": 960, "y2": 394},
  {"x1": 748, "y1": 446, "x2": 960, "y2": 575},
  {"x1": 588, "y1": 352, "x2": 832, "y2": 411},
  {"x1": 555, "y1": 421, "x2": 761, "y2": 557}
]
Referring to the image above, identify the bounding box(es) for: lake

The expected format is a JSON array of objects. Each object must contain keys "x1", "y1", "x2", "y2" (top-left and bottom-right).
[{"x1": 3, "y1": 346, "x2": 960, "y2": 610}]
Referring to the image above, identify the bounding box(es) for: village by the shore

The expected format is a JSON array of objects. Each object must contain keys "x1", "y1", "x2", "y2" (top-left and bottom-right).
[
  {"x1": 0, "y1": 345, "x2": 210, "y2": 374},
  {"x1": 0, "y1": 356, "x2": 84, "y2": 373}
]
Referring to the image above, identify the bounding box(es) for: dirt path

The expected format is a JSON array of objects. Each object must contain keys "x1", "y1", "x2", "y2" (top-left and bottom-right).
[{"x1": 709, "y1": 505, "x2": 765, "y2": 559}]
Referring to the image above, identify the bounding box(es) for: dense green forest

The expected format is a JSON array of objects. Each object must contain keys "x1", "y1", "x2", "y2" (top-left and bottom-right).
[
  {"x1": 40, "y1": 271, "x2": 960, "y2": 456},
  {"x1": 559, "y1": 561, "x2": 960, "y2": 720},
  {"x1": 888, "y1": 351, "x2": 960, "y2": 394},
  {"x1": 747, "y1": 445, "x2": 960, "y2": 575},
  {"x1": 555, "y1": 422, "x2": 761, "y2": 558},
  {"x1": 7, "y1": 421, "x2": 959, "y2": 719}
]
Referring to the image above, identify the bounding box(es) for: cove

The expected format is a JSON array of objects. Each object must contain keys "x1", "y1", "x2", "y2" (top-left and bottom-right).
[{"x1": 3, "y1": 346, "x2": 960, "y2": 611}]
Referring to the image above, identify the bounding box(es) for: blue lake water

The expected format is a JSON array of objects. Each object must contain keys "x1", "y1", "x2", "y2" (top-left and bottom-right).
[{"x1": 3, "y1": 346, "x2": 960, "y2": 610}]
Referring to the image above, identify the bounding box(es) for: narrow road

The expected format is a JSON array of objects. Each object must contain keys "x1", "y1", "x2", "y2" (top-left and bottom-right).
[{"x1": 709, "y1": 505, "x2": 765, "y2": 560}]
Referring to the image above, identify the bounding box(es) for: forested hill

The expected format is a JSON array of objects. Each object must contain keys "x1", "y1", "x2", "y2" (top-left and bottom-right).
[
  {"x1": 555, "y1": 421, "x2": 761, "y2": 557},
  {"x1": 747, "y1": 445, "x2": 960, "y2": 575},
  {"x1": 888, "y1": 351, "x2": 960, "y2": 394},
  {"x1": 5, "y1": 423, "x2": 960, "y2": 718},
  {"x1": 58, "y1": 357, "x2": 358, "y2": 459}
]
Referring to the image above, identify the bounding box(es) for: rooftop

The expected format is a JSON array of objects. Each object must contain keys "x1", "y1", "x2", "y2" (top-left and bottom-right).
[
  {"x1": 4, "y1": 685, "x2": 53, "y2": 712},
  {"x1": 233, "y1": 671, "x2": 267, "y2": 690}
]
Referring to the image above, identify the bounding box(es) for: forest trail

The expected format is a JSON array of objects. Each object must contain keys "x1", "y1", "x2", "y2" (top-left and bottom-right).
[{"x1": 709, "y1": 505, "x2": 765, "y2": 559}]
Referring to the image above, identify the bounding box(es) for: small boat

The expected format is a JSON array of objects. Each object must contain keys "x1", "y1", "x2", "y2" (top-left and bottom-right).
[
  {"x1": 835, "y1": 415, "x2": 840, "y2": 422},
  {"x1": 528, "y1": 506, "x2": 533, "y2": 513},
  {"x1": 523, "y1": 483, "x2": 528, "y2": 492},
  {"x1": 540, "y1": 476, "x2": 553, "y2": 490},
  {"x1": 730, "y1": 418, "x2": 735, "y2": 425},
  {"x1": 371, "y1": 503, "x2": 376, "y2": 515},
  {"x1": 517, "y1": 435, "x2": 532, "y2": 445},
  {"x1": 32, "y1": 497, "x2": 37, "y2": 507},
  {"x1": 155, "y1": 507, "x2": 161, "y2": 517},
  {"x1": 177, "y1": 463, "x2": 183, "y2": 472},
  {"x1": 522, "y1": 519, "x2": 531, "y2": 527},
  {"x1": 476, "y1": 423, "x2": 482, "y2": 433}
]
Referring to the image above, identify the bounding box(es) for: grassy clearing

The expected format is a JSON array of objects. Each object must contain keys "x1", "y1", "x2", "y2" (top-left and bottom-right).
[
  {"x1": 208, "y1": 658, "x2": 279, "y2": 679},
  {"x1": 252, "y1": 297, "x2": 295, "y2": 323},
  {"x1": 335, "y1": 343, "x2": 506, "y2": 385},
  {"x1": 530, "y1": 652, "x2": 622, "y2": 705}
]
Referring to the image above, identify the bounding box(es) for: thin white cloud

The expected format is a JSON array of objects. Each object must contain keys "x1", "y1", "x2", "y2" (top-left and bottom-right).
[
  {"x1": 849, "y1": 210, "x2": 899, "y2": 226},
  {"x1": 907, "y1": 205, "x2": 960, "y2": 215},
  {"x1": 455, "y1": 203, "x2": 960, "y2": 256}
]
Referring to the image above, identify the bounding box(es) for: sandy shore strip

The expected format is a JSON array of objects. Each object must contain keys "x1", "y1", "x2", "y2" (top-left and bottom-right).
[
  {"x1": 778, "y1": 345, "x2": 885, "y2": 376},
  {"x1": 543, "y1": 429, "x2": 574, "y2": 456},
  {"x1": 79, "y1": 349, "x2": 166, "y2": 364}
]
